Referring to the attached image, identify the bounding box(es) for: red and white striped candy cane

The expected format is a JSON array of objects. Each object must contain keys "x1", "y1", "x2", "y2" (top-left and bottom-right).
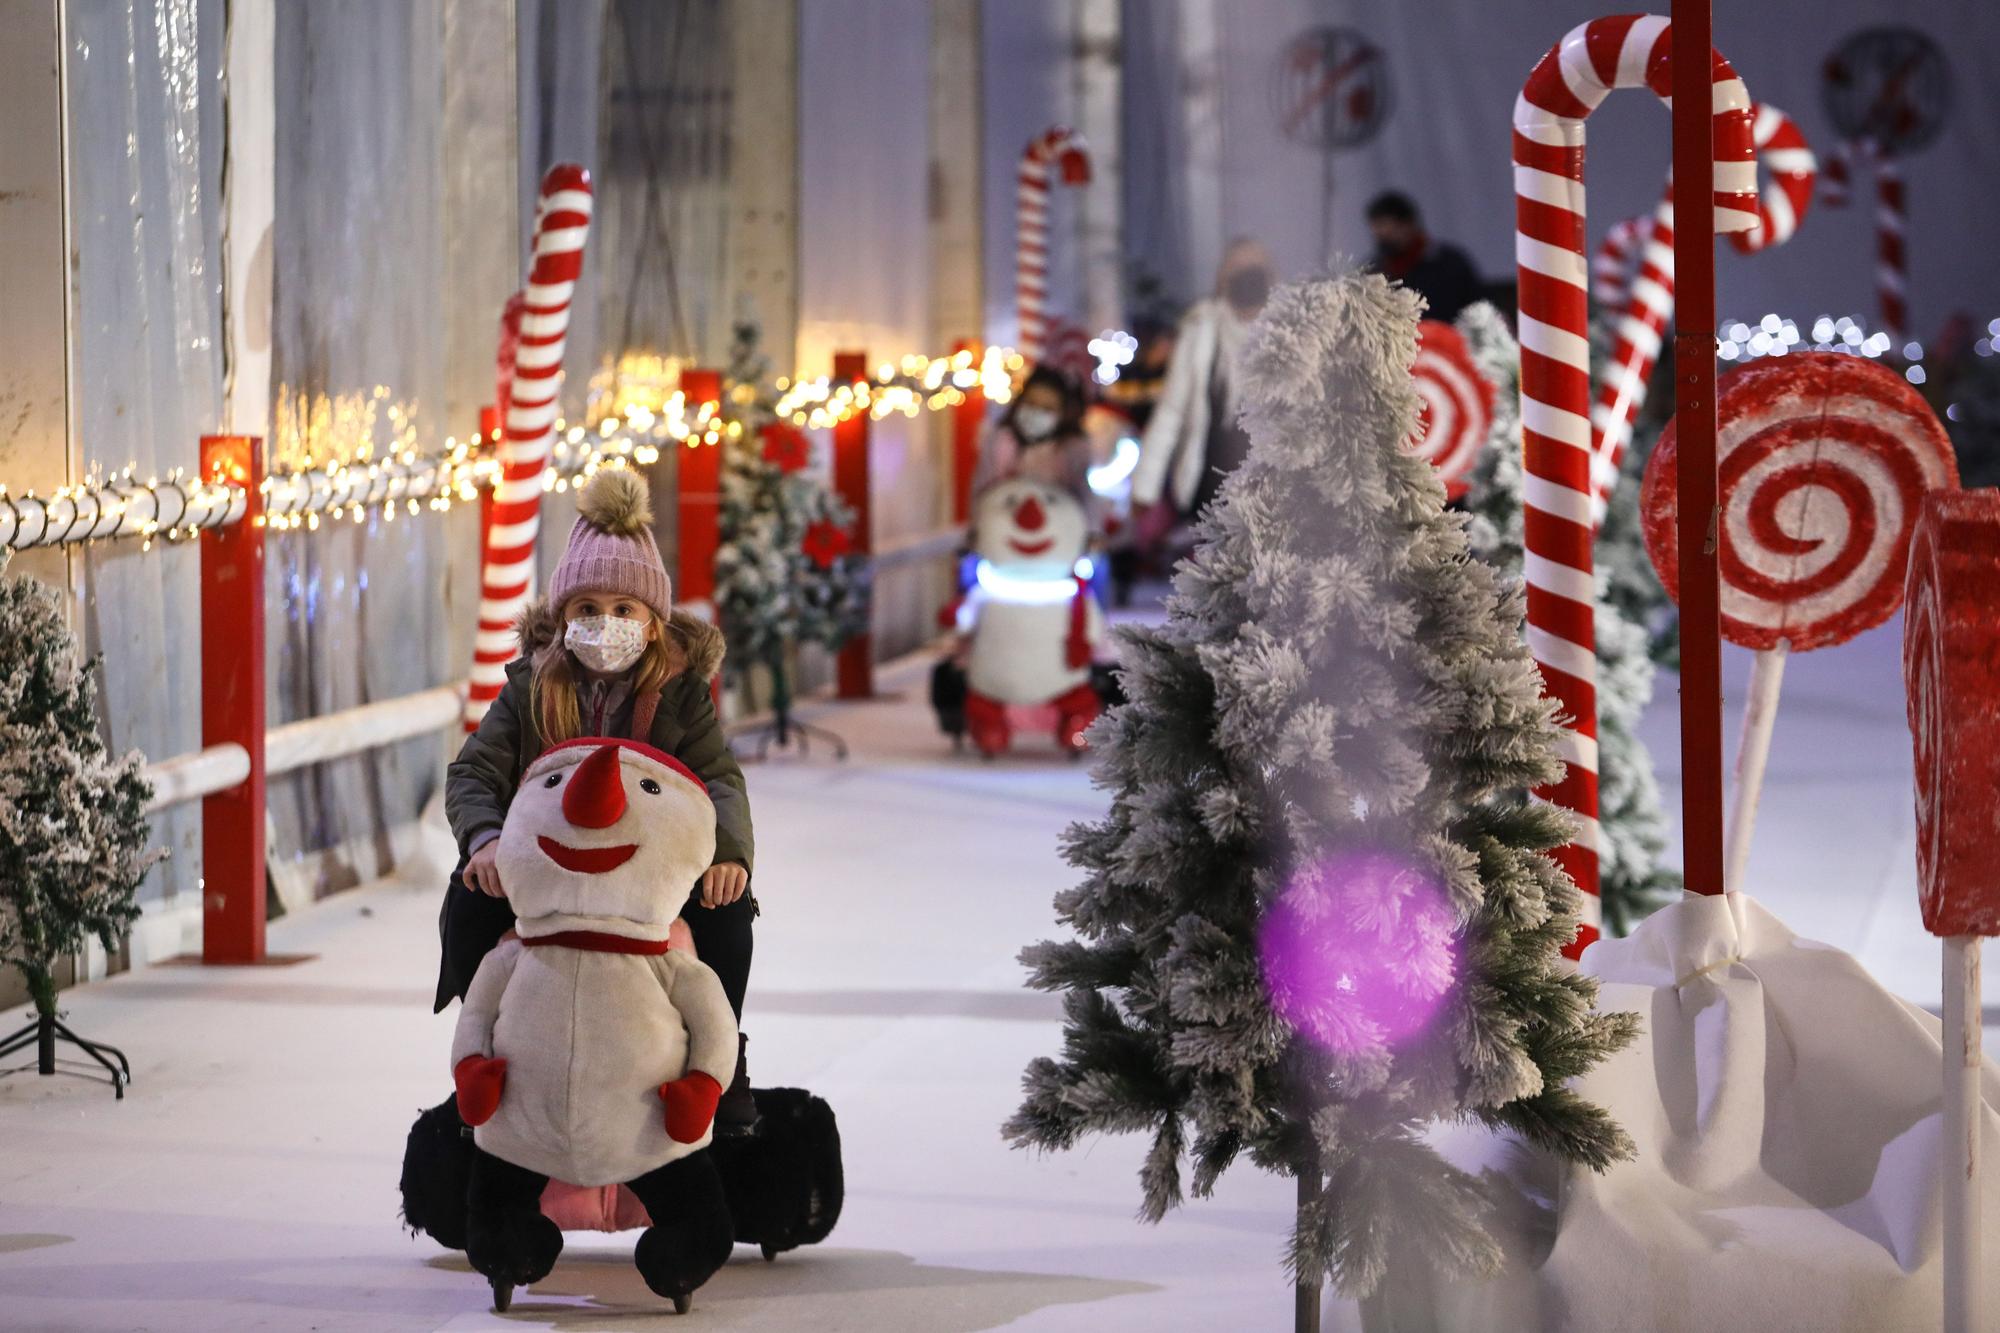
[
  {"x1": 1591, "y1": 102, "x2": 1814, "y2": 516},
  {"x1": 1728, "y1": 103, "x2": 1817, "y2": 255},
  {"x1": 1590, "y1": 214, "x2": 1646, "y2": 311},
  {"x1": 1513, "y1": 13, "x2": 1757, "y2": 952},
  {"x1": 1017, "y1": 127, "x2": 1091, "y2": 365},
  {"x1": 1875, "y1": 155, "x2": 1907, "y2": 340},
  {"x1": 1819, "y1": 139, "x2": 1906, "y2": 340},
  {"x1": 464, "y1": 164, "x2": 593, "y2": 731}
]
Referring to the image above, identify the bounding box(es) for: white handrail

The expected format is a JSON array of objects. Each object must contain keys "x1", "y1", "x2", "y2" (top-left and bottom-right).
[{"x1": 142, "y1": 681, "x2": 466, "y2": 813}]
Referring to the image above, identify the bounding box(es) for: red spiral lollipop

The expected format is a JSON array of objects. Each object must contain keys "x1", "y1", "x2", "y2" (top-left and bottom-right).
[
  {"x1": 1642, "y1": 352, "x2": 1958, "y2": 652},
  {"x1": 1407, "y1": 321, "x2": 1494, "y2": 500},
  {"x1": 1904, "y1": 490, "x2": 2000, "y2": 939}
]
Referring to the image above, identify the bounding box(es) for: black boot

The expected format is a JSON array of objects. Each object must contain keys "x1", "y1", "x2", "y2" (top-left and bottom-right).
[{"x1": 714, "y1": 1033, "x2": 759, "y2": 1137}]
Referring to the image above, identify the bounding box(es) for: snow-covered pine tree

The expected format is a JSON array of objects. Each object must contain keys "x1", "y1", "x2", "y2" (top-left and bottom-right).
[
  {"x1": 1459, "y1": 303, "x2": 1680, "y2": 935},
  {"x1": 0, "y1": 556, "x2": 160, "y2": 1053},
  {"x1": 1008, "y1": 274, "x2": 1636, "y2": 1307},
  {"x1": 711, "y1": 323, "x2": 869, "y2": 717}
]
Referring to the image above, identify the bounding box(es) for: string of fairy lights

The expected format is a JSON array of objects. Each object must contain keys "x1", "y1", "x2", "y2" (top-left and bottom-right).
[{"x1": 1, "y1": 343, "x2": 1026, "y2": 554}]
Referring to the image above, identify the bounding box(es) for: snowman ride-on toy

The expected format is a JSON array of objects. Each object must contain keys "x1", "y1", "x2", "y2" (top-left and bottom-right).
[
  {"x1": 399, "y1": 738, "x2": 843, "y2": 1313},
  {"x1": 934, "y1": 477, "x2": 1108, "y2": 758}
]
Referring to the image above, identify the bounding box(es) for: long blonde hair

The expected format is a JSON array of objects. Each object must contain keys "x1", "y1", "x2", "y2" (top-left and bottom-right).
[{"x1": 529, "y1": 612, "x2": 683, "y2": 747}]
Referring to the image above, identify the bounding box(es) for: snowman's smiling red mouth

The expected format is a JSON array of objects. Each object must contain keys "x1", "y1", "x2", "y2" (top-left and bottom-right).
[
  {"x1": 538, "y1": 836, "x2": 638, "y2": 874},
  {"x1": 1008, "y1": 537, "x2": 1054, "y2": 555}
]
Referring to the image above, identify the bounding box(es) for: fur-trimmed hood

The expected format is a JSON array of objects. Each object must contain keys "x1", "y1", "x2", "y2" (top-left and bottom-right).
[{"x1": 513, "y1": 598, "x2": 726, "y2": 684}]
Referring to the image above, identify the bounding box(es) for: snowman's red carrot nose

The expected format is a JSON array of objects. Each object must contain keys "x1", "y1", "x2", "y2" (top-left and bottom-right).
[
  {"x1": 1014, "y1": 495, "x2": 1046, "y2": 531},
  {"x1": 563, "y1": 744, "x2": 627, "y2": 828}
]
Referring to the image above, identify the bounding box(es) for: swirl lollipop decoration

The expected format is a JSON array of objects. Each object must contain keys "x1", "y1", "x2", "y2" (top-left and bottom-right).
[
  {"x1": 1407, "y1": 321, "x2": 1494, "y2": 500},
  {"x1": 1642, "y1": 352, "x2": 1958, "y2": 888},
  {"x1": 1901, "y1": 488, "x2": 2000, "y2": 1332}
]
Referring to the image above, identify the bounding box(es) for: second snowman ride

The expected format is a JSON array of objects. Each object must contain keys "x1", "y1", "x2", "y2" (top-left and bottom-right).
[
  {"x1": 451, "y1": 739, "x2": 738, "y2": 1313},
  {"x1": 944, "y1": 477, "x2": 1107, "y2": 757}
]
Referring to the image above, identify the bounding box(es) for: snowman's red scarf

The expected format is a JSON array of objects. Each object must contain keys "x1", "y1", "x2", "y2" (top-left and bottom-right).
[{"x1": 521, "y1": 931, "x2": 673, "y2": 954}]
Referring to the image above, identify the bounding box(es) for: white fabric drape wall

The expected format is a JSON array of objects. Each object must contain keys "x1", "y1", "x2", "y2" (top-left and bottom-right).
[
  {"x1": 67, "y1": 0, "x2": 225, "y2": 905},
  {"x1": 799, "y1": 0, "x2": 946, "y2": 661}
]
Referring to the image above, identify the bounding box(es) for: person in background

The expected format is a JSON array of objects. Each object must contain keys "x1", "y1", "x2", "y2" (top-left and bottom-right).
[
  {"x1": 1365, "y1": 190, "x2": 1482, "y2": 324},
  {"x1": 1131, "y1": 238, "x2": 1275, "y2": 544},
  {"x1": 970, "y1": 363, "x2": 1093, "y2": 504}
]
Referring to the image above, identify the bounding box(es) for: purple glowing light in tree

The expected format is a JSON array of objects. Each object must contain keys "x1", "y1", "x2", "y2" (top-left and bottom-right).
[{"x1": 1257, "y1": 850, "x2": 1458, "y2": 1057}]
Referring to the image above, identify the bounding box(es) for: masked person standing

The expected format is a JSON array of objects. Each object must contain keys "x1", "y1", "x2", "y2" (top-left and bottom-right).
[
  {"x1": 1364, "y1": 191, "x2": 1482, "y2": 324},
  {"x1": 1131, "y1": 239, "x2": 1275, "y2": 544}
]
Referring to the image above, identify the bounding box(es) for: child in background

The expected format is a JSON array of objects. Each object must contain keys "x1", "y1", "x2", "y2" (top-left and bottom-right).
[{"x1": 435, "y1": 469, "x2": 760, "y2": 1135}]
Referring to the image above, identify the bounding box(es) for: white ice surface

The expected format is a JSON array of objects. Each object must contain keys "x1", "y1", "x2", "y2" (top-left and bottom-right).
[{"x1": 0, "y1": 606, "x2": 1953, "y2": 1330}]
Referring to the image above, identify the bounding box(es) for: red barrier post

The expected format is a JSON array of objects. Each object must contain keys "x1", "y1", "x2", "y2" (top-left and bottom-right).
[
  {"x1": 477, "y1": 405, "x2": 501, "y2": 558},
  {"x1": 951, "y1": 338, "x2": 985, "y2": 523},
  {"x1": 199, "y1": 434, "x2": 267, "y2": 964},
  {"x1": 678, "y1": 369, "x2": 726, "y2": 713},
  {"x1": 1672, "y1": 0, "x2": 1726, "y2": 896},
  {"x1": 832, "y1": 351, "x2": 874, "y2": 698}
]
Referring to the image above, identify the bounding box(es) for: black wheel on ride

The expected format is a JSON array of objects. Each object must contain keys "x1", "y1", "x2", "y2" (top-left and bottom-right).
[
  {"x1": 491, "y1": 1280, "x2": 513, "y2": 1313},
  {"x1": 672, "y1": 1293, "x2": 691, "y2": 1315},
  {"x1": 761, "y1": 1243, "x2": 779, "y2": 1262}
]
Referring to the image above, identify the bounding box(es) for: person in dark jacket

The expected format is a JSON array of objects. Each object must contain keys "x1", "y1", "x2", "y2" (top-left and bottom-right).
[
  {"x1": 1365, "y1": 191, "x2": 1482, "y2": 325},
  {"x1": 437, "y1": 468, "x2": 759, "y2": 1132}
]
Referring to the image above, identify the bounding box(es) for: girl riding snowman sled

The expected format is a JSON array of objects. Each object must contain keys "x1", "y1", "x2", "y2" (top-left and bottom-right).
[{"x1": 411, "y1": 469, "x2": 839, "y2": 1312}]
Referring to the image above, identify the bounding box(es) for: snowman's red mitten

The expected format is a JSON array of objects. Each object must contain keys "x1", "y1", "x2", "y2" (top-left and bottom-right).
[
  {"x1": 659, "y1": 1070, "x2": 723, "y2": 1143},
  {"x1": 453, "y1": 1053, "x2": 507, "y2": 1127}
]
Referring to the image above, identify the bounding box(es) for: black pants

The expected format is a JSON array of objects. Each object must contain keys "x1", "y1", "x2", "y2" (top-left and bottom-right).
[{"x1": 434, "y1": 860, "x2": 756, "y2": 1018}]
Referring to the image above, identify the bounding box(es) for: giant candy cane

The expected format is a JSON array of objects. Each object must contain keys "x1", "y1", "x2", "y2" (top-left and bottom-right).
[
  {"x1": 1017, "y1": 127, "x2": 1091, "y2": 366},
  {"x1": 1822, "y1": 140, "x2": 1907, "y2": 340},
  {"x1": 464, "y1": 164, "x2": 594, "y2": 730},
  {"x1": 1513, "y1": 14, "x2": 1757, "y2": 951}
]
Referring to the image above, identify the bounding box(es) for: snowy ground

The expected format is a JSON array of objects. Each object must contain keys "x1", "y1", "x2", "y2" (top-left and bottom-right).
[{"x1": 0, "y1": 600, "x2": 1955, "y2": 1331}]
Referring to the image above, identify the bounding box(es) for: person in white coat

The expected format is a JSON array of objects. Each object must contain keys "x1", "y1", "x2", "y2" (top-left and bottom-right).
[{"x1": 1130, "y1": 238, "x2": 1276, "y2": 544}]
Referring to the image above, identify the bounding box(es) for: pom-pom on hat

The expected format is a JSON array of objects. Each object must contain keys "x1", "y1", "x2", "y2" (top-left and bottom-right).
[{"x1": 547, "y1": 469, "x2": 672, "y2": 621}]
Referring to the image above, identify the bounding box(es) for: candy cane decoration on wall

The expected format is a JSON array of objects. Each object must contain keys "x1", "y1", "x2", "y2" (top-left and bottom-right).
[
  {"x1": 1017, "y1": 127, "x2": 1092, "y2": 366},
  {"x1": 465, "y1": 164, "x2": 594, "y2": 730},
  {"x1": 1513, "y1": 14, "x2": 1757, "y2": 953},
  {"x1": 1590, "y1": 102, "x2": 1815, "y2": 519},
  {"x1": 1819, "y1": 139, "x2": 1908, "y2": 341}
]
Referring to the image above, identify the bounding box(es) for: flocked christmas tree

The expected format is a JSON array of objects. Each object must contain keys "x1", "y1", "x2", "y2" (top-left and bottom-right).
[
  {"x1": 1458, "y1": 303, "x2": 1680, "y2": 934},
  {"x1": 711, "y1": 323, "x2": 870, "y2": 752},
  {"x1": 0, "y1": 555, "x2": 161, "y2": 1092},
  {"x1": 1007, "y1": 273, "x2": 1636, "y2": 1315}
]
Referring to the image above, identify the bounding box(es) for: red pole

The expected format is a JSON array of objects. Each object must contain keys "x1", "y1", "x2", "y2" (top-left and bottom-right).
[
  {"x1": 832, "y1": 351, "x2": 874, "y2": 698},
  {"x1": 677, "y1": 369, "x2": 726, "y2": 714},
  {"x1": 1672, "y1": 0, "x2": 1726, "y2": 896},
  {"x1": 951, "y1": 339, "x2": 985, "y2": 523},
  {"x1": 199, "y1": 435, "x2": 267, "y2": 964},
  {"x1": 476, "y1": 406, "x2": 501, "y2": 562}
]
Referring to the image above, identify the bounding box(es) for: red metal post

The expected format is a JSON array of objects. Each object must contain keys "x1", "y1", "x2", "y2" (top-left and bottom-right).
[
  {"x1": 677, "y1": 369, "x2": 726, "y2": 714},
  {"x1": 832, "y1": 351, "x2": 875, "y2": 698},
  {"x1": 199, "y1": 435, "x2": 268, "y2": 963},
  {"x1": 477, "y1": 405, "x2": 501, "y2": 559},
  {"x1": 1672, "y1": 0, "x2": 1726, "y2": 895},
  {"x1": 951, "y1": 338, "x2": 985, "y2": 523}
]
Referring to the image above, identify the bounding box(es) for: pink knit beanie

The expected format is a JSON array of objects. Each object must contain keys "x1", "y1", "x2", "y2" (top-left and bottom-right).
[{"x1": 547, "y1": 469, "x2": 672, "y2": 621}]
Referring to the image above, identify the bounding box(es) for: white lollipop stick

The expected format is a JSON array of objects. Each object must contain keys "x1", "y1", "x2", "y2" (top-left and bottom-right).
[
  {"x1": 1943, "y1": 933, "x2": 1981, "y2": 1333},
  {"x1": 1723, "y1": 639, "x2": 1788, "y2": 891}
]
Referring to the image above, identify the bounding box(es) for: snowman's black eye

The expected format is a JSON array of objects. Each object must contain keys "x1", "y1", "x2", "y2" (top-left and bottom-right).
[
  {"x1": 639, "y1": 778, "x2": 662, "y2": 795},
  {"x1": 543, "y1": 772, "x2": 562, "y2": 788}
]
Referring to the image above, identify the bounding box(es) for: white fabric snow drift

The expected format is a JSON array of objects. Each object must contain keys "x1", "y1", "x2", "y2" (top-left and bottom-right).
[{"x1": 1385, "y1": 891, "x2": 2000, "y2": 1332}]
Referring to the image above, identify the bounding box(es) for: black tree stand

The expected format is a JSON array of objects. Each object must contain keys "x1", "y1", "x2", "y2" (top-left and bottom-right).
[
  {"x1": 730, "y1": 645, "x2": 849, "y2": 762},
  {"x1": 0, "y1": 971, "x2": 130, "y2": 1099}
]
